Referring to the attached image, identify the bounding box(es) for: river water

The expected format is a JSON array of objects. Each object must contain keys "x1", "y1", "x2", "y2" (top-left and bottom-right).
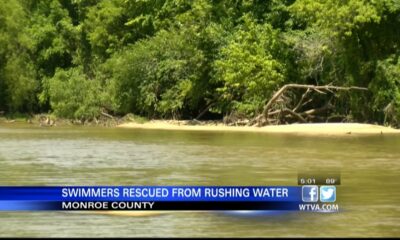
[{"x1": 0, "y1": 123, "x2": 399, "y2": 237}]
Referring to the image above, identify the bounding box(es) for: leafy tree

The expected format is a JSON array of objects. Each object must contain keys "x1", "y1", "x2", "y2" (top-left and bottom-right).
[
  {"x1": 24, "y1": 0, "x2": 77, "y2": 77},
  {"x1": 106, "y1": 29, "x2": 205, "y2": 119},
  {"x1": 47, "y1": 67, "x2": 114, "y2": 120},
  {"x1": 289, "y1": 0, "x2": 400, "y2": 122},
  {"x1": 369, "y1": 56, "x2": 400, "y2": 127},
  {"x1": 0, "y1": 0, "x2": 37, "y2": 112},
  {"x1": 213, "y1": 15, "x2": 286, "y2": 116},
  {"x1": 83, "y1": 0, "x2": 191, "y2": 62}
]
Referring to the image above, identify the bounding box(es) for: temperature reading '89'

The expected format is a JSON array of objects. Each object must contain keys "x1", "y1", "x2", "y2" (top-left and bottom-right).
[{"x1": 325, "y1": 178, "x2": 337, "y2": 185}]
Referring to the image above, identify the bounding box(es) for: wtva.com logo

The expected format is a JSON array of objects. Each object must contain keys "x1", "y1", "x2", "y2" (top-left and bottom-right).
[{"x1": 302, "y1": 186, "x2": 336, "y2": 202}]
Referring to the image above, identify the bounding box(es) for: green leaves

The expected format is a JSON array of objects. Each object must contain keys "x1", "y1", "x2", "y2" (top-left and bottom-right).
[
  {"x1": 289, "y1": 0, "x2": 381, "y2": 37},
  {"x1": 47, "y1": 67, "x2": 113, "y2": 120},
  {"x1": 213, "y1": 17, "x2": 286, "y2": 116},
  {"x1": 0, "y1": 0, "x2": 398, "y2": 126},
  {"x1": 369, "y1": 56, "x2": 400, "y2": 126},
  {"x1": 106, "y1": 29, "x2": 205, "y2": 118},
  {"x1": 0, "y1": 0, "x2": 37, "y2": 112},
  {"x1": 288, "y1": 0, "x2": 400, "y2": 124}
]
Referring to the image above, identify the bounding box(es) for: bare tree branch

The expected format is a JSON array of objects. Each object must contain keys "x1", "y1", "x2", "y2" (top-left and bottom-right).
[
  {"x1": 253, "y1": 84, "x2": 368, "y2": 126},
  {"x1": 262, "y1": 84, "x2": 368, "y2": 118}
]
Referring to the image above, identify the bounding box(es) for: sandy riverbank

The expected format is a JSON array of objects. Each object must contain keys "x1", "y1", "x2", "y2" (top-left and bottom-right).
[{"x1": 117, "y1": 121, "x2": 400, "y2": 136}]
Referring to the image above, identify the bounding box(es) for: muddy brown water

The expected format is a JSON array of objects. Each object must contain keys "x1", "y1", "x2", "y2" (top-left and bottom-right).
[{"x1": 0, "y1": 123, "x2": 399, "y2": 237}]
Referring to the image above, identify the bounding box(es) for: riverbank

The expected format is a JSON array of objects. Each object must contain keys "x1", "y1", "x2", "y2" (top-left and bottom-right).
[
  {"x1": 0, "y1": 114, "x2": 128, "y2": 127},
  {"x1": 1, "y1": 115, "x2": 399, "y2": 136},
  {"x1": 117, "y1": 120, "x2": 400, "y2": 136}
]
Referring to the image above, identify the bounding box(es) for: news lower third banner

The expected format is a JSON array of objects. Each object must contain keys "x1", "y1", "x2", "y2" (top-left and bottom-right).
[{"x1": 0, "y1": 186, "x2": 339, "y2": 212}]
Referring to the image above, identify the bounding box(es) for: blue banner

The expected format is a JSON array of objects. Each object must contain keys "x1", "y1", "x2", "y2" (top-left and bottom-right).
[{"x1": 0, "y1": 186, "x2": 303, "y2": 211}]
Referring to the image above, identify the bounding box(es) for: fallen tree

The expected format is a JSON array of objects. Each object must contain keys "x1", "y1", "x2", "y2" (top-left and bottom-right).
[{"x1": 248, "y1": 84, "x2": 368, "y2": 127}]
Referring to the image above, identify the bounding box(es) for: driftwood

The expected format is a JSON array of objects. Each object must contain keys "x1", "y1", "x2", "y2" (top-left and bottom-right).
[
  {"x1": 250, "y1": 84, "x2": 368, "y2": 126},
  {"x1": 39, "y1": 115, "x2": 56, "y2": 127},
  {"x1": 196, "y1": 102, "x2": 215, "y2": 120},
  {"x1": 101, "y1": 111, "x2": 114, "y2": 119}
]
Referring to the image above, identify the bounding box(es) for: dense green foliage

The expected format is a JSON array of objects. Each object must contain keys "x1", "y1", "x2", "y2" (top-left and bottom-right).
[{"x1": 0, "y1": 0, "x2": 399, "y2": 126}]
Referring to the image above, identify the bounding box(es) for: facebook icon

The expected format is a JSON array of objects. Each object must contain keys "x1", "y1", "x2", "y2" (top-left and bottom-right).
[{"x1": 302, "y1": 185, "x2": 319, "y2": 202}]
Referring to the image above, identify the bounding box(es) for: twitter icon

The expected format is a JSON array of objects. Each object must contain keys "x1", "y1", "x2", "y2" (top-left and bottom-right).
[{"x1": 320, "y1": 186, "x2": 336, "y2": 202}]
